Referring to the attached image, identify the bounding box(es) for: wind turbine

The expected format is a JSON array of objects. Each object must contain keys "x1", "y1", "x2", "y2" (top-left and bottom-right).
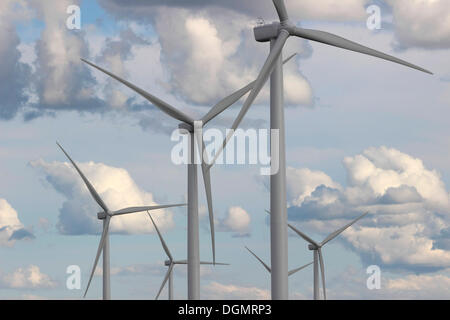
[
  {"x1": 208, "y1": 0, "x2": 431, "y2": 299},
  {"x1": 80, "y1": 53, "x2": 297, "y2": 299},
  {"x1": 283, "y1": 211, "x2": 369, "y2": 300},
  {"x1": 56, "y1": 142, "x2": 186, "y2": 300},
  {"x1": 148, "y1": 212, "x2": 228, "y2": 300},
  {"x1": 245, "y1": 246, "x2": 312, "y2": 277}
]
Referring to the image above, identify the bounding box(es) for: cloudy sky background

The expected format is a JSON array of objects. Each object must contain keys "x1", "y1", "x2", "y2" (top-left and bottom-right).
[{"x1": 0, "y1": 0, "x2": 449, "y2": 299}]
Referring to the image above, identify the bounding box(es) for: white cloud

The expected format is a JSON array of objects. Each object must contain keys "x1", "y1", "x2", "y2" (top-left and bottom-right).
[
  {"x1": 99, "y1": 0, "x2": 370, "y2": 22},
  {"x1": 327, "y1": 267, "x2": 450, "y2": 300},
  {"x1": 0, "y1": 199, "x2": 34, "y2": 246},
  {"x1": 217, "y1": 206, "x2": 251, "y2": 236},
  {"x1": 203, "y1": 281, "x2": 270, "y2": 300},
  {"x1": 386, "y1": 0, "x2": 450, "y2": 49},
  {"x1": 0, "y1": 265, "x2": 57, "y2": 289},
  {"x1": 30, "y1": 0, "x2": 97, "y2": 106},
  {"x1": 150, "y1": 6, "x2": 313, "y2": 108},
  {"x1": 287, "y1": 146, "x2": 450, "y2": 271},
  {"x1": 31, "y1": 159, "x2": 177, "y2": 235},
  {"x1": 385, "y1": 272, "x2": 450, "y2": 299},
  {"x1": 286, "y1": 167, "x2": 341, "y2": 206}
]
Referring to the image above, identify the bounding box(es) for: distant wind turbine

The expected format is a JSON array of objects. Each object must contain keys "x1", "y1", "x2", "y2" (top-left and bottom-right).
[
  {"x1": 81, "y1": 53, "x2": 296, "y2": 299},
  {"x1": 148, "y1": 212, "x2": 228, "y2": 300},
  {"x1": 56, "y1": 142, "x2": 186, "y2": 300},
  {"x1": 266, "y1": 210, "x2": 369, "y2": 300}
]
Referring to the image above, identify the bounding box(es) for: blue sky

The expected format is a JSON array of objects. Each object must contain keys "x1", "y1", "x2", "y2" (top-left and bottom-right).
[{"x1": 0, "y1": 0, "x2": 450, "y2": 299}]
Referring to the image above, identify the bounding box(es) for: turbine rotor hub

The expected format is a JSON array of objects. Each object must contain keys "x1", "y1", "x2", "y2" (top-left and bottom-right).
[{"x1": 97, "y1": 211, "x2": 107, "y2": 220}]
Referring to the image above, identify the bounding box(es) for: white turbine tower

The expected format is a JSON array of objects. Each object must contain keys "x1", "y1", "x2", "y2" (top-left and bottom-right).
[
  {"x1": 81, "y1": 54, "x2": 296, "y2": 299},
  {"x1": 148, "y1": 212, "x2": 228, "y2": 300},
  {"x1": 56, "y1": 142, "x2": 186, "y2": 300},
  {"x1": 285, "y1": 211, "x2": 370, "y2": 300},
  {"x1": 245, "y1": 246, "x2": 312, "y2": 277},
  {"x1": 208, "y1": 0, "x2": 431, "y2": 299}
]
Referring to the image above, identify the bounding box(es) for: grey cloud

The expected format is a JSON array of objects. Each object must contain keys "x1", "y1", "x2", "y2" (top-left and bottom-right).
[
  {"x1": 377, "y1": 185, "x2": 423, "y2": 205},
  {"x1": 0, "y1": 20, "x2": 32, "y2": 120},
  {"x1": 8, "y1": 228, "x2": 35, "y2": 241}
]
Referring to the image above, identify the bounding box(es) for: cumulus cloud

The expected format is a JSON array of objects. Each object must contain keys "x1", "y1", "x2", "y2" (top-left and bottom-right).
[
  {"x1": 326, "y1": 266, "x2": 450, "y2": 300},
  {"x1": 286, "y1": 146, "x2": 450, "y2": 271},
  {"x1": 0, "y1": 265, "x2": 57, "y2": 289},
  {"x1": 217, "y1": 206, "x2": 251, "y2": 237},
  {"x1": 386, "y1": 0, "x2": 450, "y2": 49},
  {"x1": 203, "y1": 281, "x2": 270, "y2": 300},
  {"x1": 96, "y1": 2, "x2": 313, "y2": 109},
  {"x1": 30, "y1": 159, "x2": 177, "y2": 235},
  {"x1": 99, "y1": 0, "x2": 370, "y2": 22},
  {"x1": 0, "y1": 0, "x2": 32, "y2": 120},
  {"x1": 29, "y1": 0, "x2": 104, "y2": 115},
  {"x1": 0, "y1": 199, "x2": 34, "y2": 246}
]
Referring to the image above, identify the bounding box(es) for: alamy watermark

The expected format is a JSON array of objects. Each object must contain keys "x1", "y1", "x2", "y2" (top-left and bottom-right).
[
  {"x1": 366, "y1": 265, "x2": 381, "y2": 290},
  {"x1": 170, "y1": 123, "x2": 280, "y2": 176},
  {"x1": 66, "y1": 265, "x2": 81, "y2": 290},
  {"x1": 66, "y1": 5, "x2": 81, "y2": 30},
  {"x1": 366, "y1": 5, "x2": 382, "y2": 30}
]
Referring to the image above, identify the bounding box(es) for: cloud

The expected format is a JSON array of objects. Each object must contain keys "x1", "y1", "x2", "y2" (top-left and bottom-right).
[
  {"x1": 0, "y1": 0, "x2": 32, "y2": 120},
  {"x1": 385, "y1": 272, "x2": 450, "y2": 299},
  {"x1": 99, "y1": 0, "x2": 370, "y2": 22},
  {"x1": 217, "y1": 206, "x2": 251, "y2": 237},
  {"x1": 203, "y1": 281, "x2": 270, "y2": 300},
  {"x1": 326, "y1": 266, "x2": 450, "y2": 300},
  {"x1": 0, "y1": 265, "x2": 57, "y2": 289},
  {"x1": 29, "y1": 0, "x2": 104, "y2": 115},
  {"x1": 286, "y1": 146, "x2": 450, "y2": 271},
  {"x1": 386, "y1": 0, "x2": 450, "y2": 49},
  {"x1": 96, "y1": 3, "x2": 313, "y2": 108},
  {"x1": 30, "y1": 159, "x2": 177, "y2": 235},
  {"x1": 0, "y1": 199, "x2": 34, "y2": 246},
  {"x1": 8, "y1": 228, "x2": 35, "y2": 241},
  {"x1": 286, "y1": 167, "x2": 341, "y2": 206}
]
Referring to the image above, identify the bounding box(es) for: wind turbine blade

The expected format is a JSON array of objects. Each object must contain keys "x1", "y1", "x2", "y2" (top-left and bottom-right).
[
  {"x1": 81, "y1": 58, "x2": 195, "y2": 123},
  {"x1": 193, "y1": 124, "x2": 216, "y2": 264},
  {"x1": 321, "y1": 211, "x2": 369, "y2": 246},
  {"x1": 148, "y1": 212, "x2": 173, "y2": 261},
  {"x1": 201, "y1": 147, "x2": 216, "y2": 264},
  {"x1": 245, "y1": 246, "x2": 271, "y2": 273},
  {"x1": 173, "y1": 260, "x2": 187, "y2": 264},
  {"x1": 318, "y1": 248, "x2": 327, "y2": 300},
  {"x1": 288, "y1": 261, "x2": 313, "y2": 276},
  {"x1": 155, "y1": 263, "x2": 174, "y2": 300},
  {"x1": 288, "y1": 223, "x2": 320, "y2": 247},
  {"x1": 112, "y1": 203, "x2": 186, "y2": 216},
  {"x1": 57, "y1": 142, "x2": 109, "y2": 213},
  {"x1": 273, "y1": 0, "x2": 289, "y2": 22},
  {"x1": 291, "y1": 27, "x2": 432, "y2": 74},
  {"x1": 201, "y1": 53, "x2": 297, "y2": 125},
  {"x1": 83, "y1": 215, "x2": 111, "y2": 298},
  {"x1": 266, "y1": 209, "x2": 319, "y2": 247},
  {"x1": 210, "y1": 31, "x2": 290, "y2": 167}
]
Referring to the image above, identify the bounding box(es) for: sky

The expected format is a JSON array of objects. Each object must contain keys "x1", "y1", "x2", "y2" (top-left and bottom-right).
[{"x1": 0, "y1": 0, "x2": 449, "y2": 300}]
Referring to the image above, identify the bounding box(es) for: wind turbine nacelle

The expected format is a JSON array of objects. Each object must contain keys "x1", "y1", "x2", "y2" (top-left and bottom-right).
[
  {"x1": 308, "y1": 244, "x2": 316, "y2": 251},
  {"x1": 178, "y1": 122, "x2": 193, "y2": 134},
  {"x1": 254, "y1": 22, "x2": 281, "y2": 42},
  {"x1": 97, "y1": 211, "x2": 107, "y2": 220},
  {"x1": 164, "y1": 260, "x2": 171, "y2": 266}
]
